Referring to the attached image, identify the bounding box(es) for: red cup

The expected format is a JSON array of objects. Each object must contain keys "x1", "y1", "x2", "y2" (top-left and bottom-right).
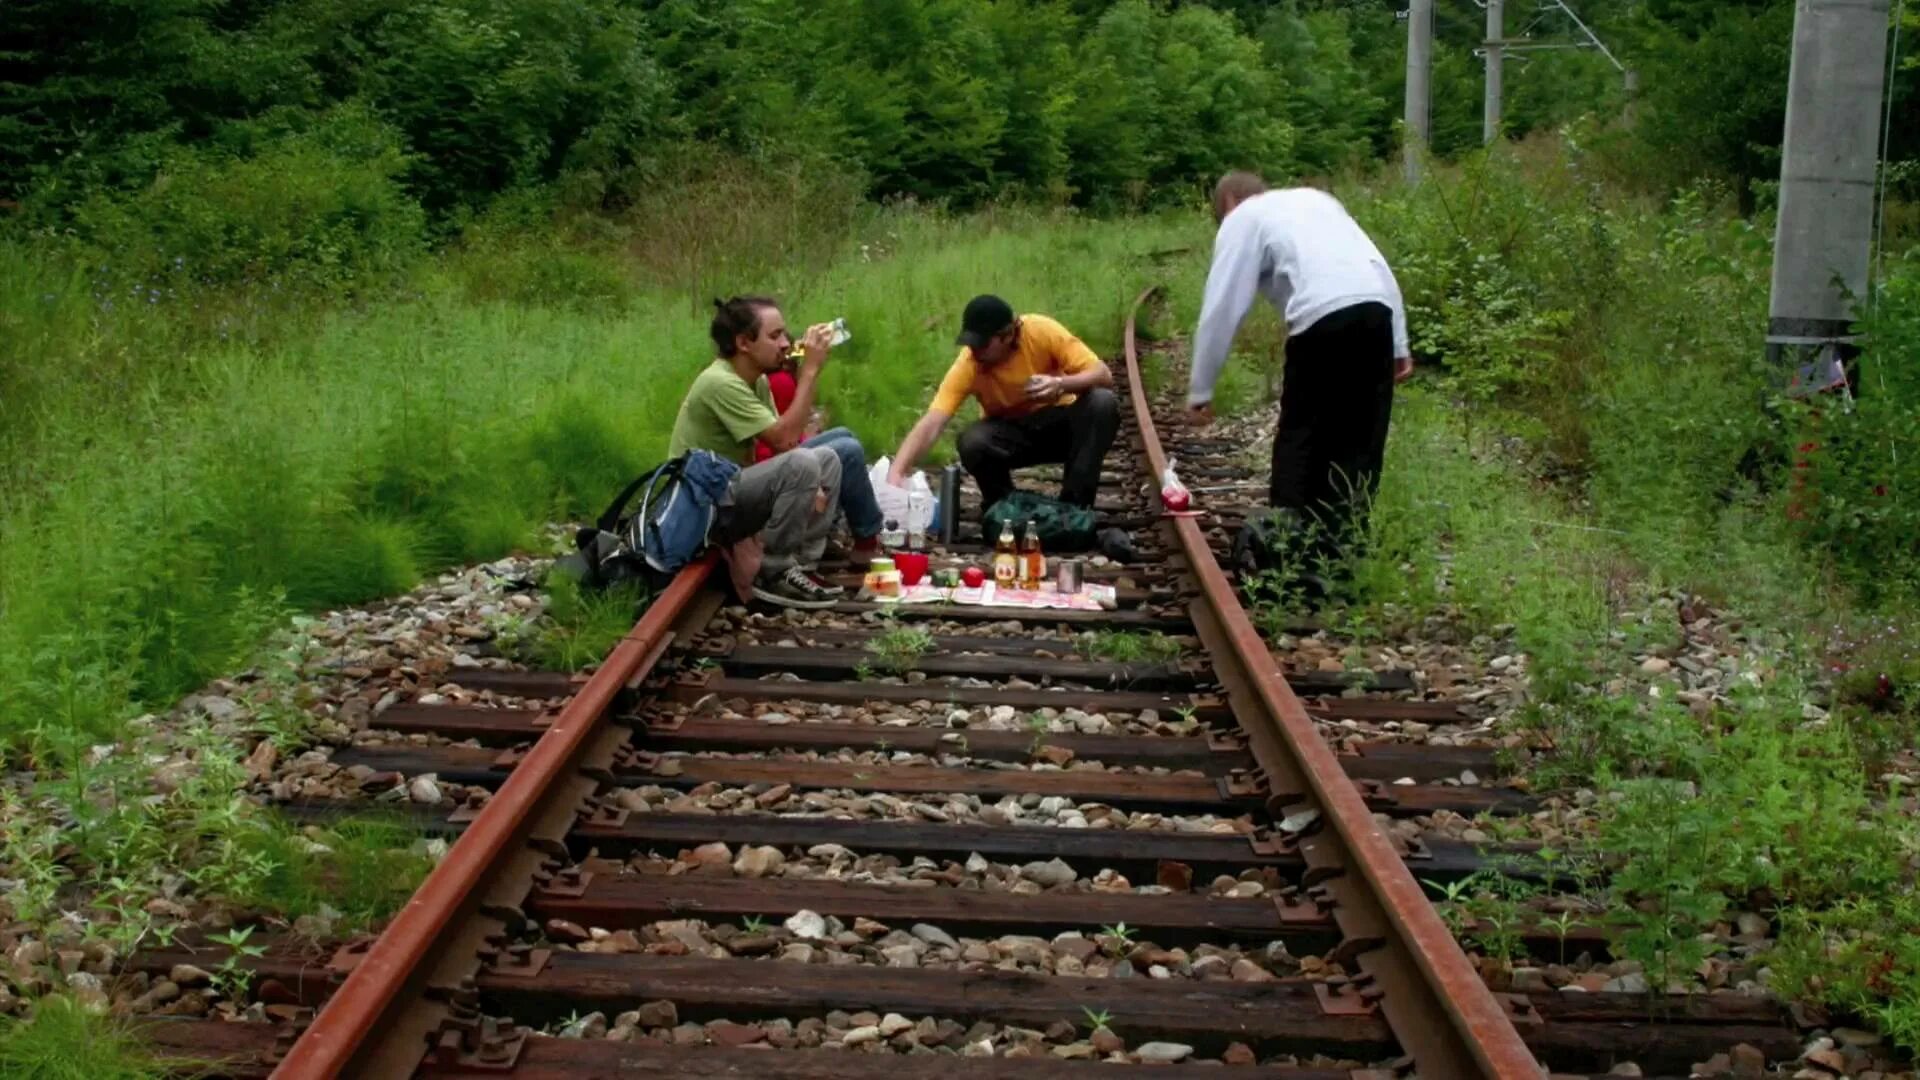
[{"x1": 894, "y1": 552, "x2": 929, "y2": 586}]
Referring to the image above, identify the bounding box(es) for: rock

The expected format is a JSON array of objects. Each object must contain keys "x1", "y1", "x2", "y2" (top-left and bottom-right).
[
  {"x1": 1053, "y1": 1041, "x2": 1097, "y2": 1059},
  {"x1": 724, "y1": 934, "x2": 778, "y2": 957},
  {"x1": 1510, "y1": 967, "x2": 1551, "y2": 993},
  {"x1": 912, "y1": 924, "x2": 960, "y2": 951},
  {"x1": 1729, "y1": 1043, "x2": 1767, "y2": 1079},
  {"x1": 408, "y1": 774, "x2": 443, "y2": 803},
  {"x1": 879, "y1": 1013, "x2": 914, "y2": 1036},
  {"x1": 243, "y1": 740, "x2": 279, "y2": 783},
  {"x1": 1735, "y1": 912, "x2": 1769, "y2": 938},
  {"x1": 1640, "y1": 656, "x2": 1672, "y2": 674},
  {"x1": 843, "y1": 1025, "x2": 884, "y2": 1046},
  {"x1": 733, "y1": 845, "x2": 785, "y2": 878},
  {"x1": 1034, "y1": 745, "x2": 1075, "y2": 766},
  {"x1": 560, "y1": 1012, "x2": 607, "y2": 1039},
  {"x1": 1135, "y1": 1042, "x2": 1194, "y2": 1063},
  {"x1": 604, "y1": 929, "x2": 642, "y2": 954},
  {"x1": 1223, "y1": 1042, "x2": 1257, "y2": 1065},
  {"x1": 996, "y1": 936, "x2": 1052, "y2": 966},
  {"x1": 1606, "y1": 1065, "x2": 1642, "y2": 1076},
  {"x1": 636, "y1": 1000, "x2": 678, "y2": 1028},
  {"x1": 545, "y1": 919, "x2": 590, "y2": 945},
  {"x1": 754, "y1": 784, "x2": 792, "y2": 808},
  {"x1": 707, "y1": 1020, "x2": 766, "y2": 1046},
  {"x1": 1603, "y1": 973, "x2": 1648, "y2": 994},
  {"x1": 784, "y1": 910, "x2": 827, "y2": 940},
  {"x1": 686, "y1": 842, "x2": 733, "y2": 872},
  {"x1": 1090, "y1": 1027, "x2": 1125, "y2": 1055},
  {"x1": 1020, "y1": 858, "x2": 1077, "y2": 887},
  {"x1": 170, "y1": 964, "x2": 213, "y2": 988},
  {"x1": 1051, "y1": 934, "x2": 1099, "y2": 963},
  {"x1": 1833, "y1": 1028, "x2": 1882, "y2": 1048},
  {"x1": 1230, "y1": 958, "x2": 1274, "y2": 982},
  {"x1": 881, "y1": 945, "x2": 921, "y2": 967},
  {"x1": 671, "y1": 1023, "x2": 707, "y2": 1046}
]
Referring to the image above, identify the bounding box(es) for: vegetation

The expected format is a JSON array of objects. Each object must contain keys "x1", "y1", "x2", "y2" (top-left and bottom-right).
[
  {"x1": 1075, "y1": 630, "x2": 1186, "y2": 665},
  {"x1": 0, "y1": 997, "x2": 167, "y2": 1080},
  {"x1": 864, "y1": 625, "x2": 938, "y2": 676}
]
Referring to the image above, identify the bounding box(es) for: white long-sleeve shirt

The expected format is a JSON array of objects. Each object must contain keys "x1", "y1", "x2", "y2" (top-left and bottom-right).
[{"x1": 1188, "y1": 188, "x2": 1410, "y2": 407}]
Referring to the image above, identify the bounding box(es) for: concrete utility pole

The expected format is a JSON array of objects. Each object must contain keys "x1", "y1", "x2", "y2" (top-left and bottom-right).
[
  {"x1": 1483, "y1": 0, "x2": 1504, "y2": 144},
  {"x1": 1767, "y1": 0, "x2": 1892, "y2": 386},
  {"x1": 1404, "y1": 0, "x2": 1433, "y2": 184}
]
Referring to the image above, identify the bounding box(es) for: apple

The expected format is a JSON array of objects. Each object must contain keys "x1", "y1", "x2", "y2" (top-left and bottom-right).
[
  {"x1": 962, "y1": 565, "x2": 986, "y2": 588},
  {"x1": 1161, "y1": 485, "x2": 1191, "y2": 512}
]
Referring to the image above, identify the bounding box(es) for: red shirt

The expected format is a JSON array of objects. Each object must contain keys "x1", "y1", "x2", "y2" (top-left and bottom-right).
[{"x1": 752, "y1": 368, "x2": 798, "y2": 463}]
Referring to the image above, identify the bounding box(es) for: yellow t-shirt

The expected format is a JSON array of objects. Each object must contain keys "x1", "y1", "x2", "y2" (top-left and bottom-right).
[{"x1": 930, "y1": 313, "x2": 1101, "y2": 420}]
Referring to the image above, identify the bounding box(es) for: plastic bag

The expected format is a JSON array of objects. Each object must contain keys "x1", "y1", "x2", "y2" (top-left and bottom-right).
[
  {"x1": 1159, "y1": 456, "x2": 1192, "y2": 512},
  {"x1": 869, "y1": 456, "x2": 937, "y2": 536}
]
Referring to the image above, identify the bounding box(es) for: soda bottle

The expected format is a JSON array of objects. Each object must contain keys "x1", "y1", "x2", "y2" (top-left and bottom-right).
[
  {"x1": 993, "y1": 522, "x2": 1019, "y2": 586},
  {"x1": 1020, "y1": 521, "x2": 1045, "y2": 589}
]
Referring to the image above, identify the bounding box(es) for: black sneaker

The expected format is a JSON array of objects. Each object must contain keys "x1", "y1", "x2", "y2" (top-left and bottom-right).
[{"x1": 752, "y1": 566, "x2": 843, "y2": 610}]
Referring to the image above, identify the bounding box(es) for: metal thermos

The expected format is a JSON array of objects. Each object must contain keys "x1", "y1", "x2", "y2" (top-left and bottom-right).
[
  {"x1": 1056, "y1": 558, "x2": 1084, "y2": 595},
  {"x1": 938, "y1": 464, "x2": 961, "y2": 546}
]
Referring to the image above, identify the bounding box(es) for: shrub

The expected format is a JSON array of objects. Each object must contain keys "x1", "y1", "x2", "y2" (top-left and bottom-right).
[{"x1": 69, "y1": 105, "x2": 425, "y2": 291}]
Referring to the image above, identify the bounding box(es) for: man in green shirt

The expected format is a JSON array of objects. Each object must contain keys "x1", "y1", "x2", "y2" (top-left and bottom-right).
[{"x1": 667, "y1": 296, "x2": 845, "y2": 609}]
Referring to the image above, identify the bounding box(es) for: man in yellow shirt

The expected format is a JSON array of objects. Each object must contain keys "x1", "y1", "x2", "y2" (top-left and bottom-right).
[{"x1": 887, "y1": 295, "x2": 1118, "y2": 535}]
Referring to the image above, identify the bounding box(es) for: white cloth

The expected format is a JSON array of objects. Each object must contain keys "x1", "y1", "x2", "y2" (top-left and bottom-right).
[{"x1": 1188, "y1": 188, "x2": 1410, "y2": 407}]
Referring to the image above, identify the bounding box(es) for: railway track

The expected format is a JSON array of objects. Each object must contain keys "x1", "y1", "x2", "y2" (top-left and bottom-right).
[{"x1": 131, "y1": 288, "x2": 1809, "y2": 1078}]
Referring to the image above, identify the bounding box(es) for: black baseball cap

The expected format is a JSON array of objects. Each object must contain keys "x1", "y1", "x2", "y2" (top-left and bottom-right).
[{"x1": 955, "y1": 294, "x2": 1015, "y2": 352}]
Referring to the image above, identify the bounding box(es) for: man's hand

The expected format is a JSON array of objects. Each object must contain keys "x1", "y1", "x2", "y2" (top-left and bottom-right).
[
  {"x1": 886, "y1": 464, "x2": 909, "y2": 490},
  {"x1": 1024, "y1": 375, "x2": 1064, "y2": 404},
  {"x1": 1393, "y1": 356, "x2": 1415, "y2": 384},
  {"x1": 1187, "y1": 402, "x2": 1215, "y2": 427},
  {"x1": 800, "y1": 323, "x2": 834, "y2": 372}
]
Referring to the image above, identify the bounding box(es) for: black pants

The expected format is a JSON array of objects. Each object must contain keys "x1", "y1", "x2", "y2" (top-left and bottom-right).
[
  {"x1": 1271, "y1": 302, "x2": 1396, "y2": 562},
  {"x1": 958, "y1": 387, "x2": 1120, "y2": 524}
]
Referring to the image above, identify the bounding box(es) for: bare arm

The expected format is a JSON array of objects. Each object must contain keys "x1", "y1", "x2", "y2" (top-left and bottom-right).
[
  {"x1": 757, "y1": 324, "x2": 832, "y2": 452},
  {"x1": 887, "y1": 410, "x2": 952, "y2": 488}
]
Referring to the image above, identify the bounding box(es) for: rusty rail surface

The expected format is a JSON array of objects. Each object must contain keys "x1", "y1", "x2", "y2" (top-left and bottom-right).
[
  {"x1": 1121, "y1": 285, "x2": 1541, "y2": 1078},
  {"x1": 272, "y1": 556, "x2": 719, "y2": 1078}
]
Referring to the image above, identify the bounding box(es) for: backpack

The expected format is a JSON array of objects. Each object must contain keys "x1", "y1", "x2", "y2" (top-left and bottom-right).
[
  {"x1": 555, "y1": 450, "x2": 739, "y2": 592},
  {"x1": 982, "y1": 490, "x2": 1099, "y2": 551}
]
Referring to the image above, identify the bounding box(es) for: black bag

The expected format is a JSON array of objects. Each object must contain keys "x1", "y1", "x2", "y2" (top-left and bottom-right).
[{"x1": 982, "y1": 490, "x2": 1099, "y2": 551}]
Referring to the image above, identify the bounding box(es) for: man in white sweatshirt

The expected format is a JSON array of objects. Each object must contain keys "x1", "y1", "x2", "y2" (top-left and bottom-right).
[{"x1": 1188, "y1": 171, "x2": 1413, "y2": 572}]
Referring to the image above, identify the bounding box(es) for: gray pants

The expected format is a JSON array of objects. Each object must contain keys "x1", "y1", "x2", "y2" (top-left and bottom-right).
[{"x1": 714, "y1": 447, "x2": 841, "y2": 579}]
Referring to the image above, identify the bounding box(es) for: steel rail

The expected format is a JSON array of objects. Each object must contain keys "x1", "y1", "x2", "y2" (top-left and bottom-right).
[
  {"x1": 271, "y1": 555, "x2": 719, "y2": 1079},
  {"x1": 1122, "y1": 285, "x2": 1543, "y2": 1078}
]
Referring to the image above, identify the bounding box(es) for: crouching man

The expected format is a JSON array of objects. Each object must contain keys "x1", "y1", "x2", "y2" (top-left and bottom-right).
[
  {"x1": 668, "y1": 296, "x2": 853, "y2": 609},
  {"x1": 886, "y1": 294, "x2": 1118, "y2": 536}
]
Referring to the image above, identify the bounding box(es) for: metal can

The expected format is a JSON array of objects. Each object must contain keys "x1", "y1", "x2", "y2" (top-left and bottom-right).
[
  {"x1": 1055, "y1": 557, "x2": 1084, "y2": 595},
  {"x1": 937, "y1": 464, "x2": 961, "y2": 546}
]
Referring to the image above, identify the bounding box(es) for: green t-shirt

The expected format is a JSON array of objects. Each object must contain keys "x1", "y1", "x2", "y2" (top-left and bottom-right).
[{"x1": 668, "y1": 359, "x2": 779, "y2": 464}]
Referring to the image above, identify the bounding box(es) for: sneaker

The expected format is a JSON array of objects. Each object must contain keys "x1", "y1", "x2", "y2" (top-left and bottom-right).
[{"x1": 752, "y1": 566, "x2": 843, "y2": 610}]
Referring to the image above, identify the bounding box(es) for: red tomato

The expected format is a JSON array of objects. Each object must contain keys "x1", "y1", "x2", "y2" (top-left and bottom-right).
[
  {"x1": 962, "y1": 566, "x2": 986, "y2": 588},
  {"x1": 1161, "y1": 486, "x2": 1191, "y2": 512}
]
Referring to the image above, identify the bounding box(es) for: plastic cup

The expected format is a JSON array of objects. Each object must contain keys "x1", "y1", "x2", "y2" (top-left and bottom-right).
[{"x1": 894, "y1": 552, "x2": 929, "y2": 586}]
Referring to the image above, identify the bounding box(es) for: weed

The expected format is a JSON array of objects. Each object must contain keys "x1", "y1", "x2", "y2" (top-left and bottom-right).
[
  {"x1": 1076, "y1": 631, "x2": 1183, "y2": 665},
  {"x1": 864, "y1": 625, "x2": 935, "y2": 676},
  {"x1": 0, "y1": 995, "x2": 167, "y2": 1080},
  {"x1": 1080, "y1": 1006, "x2": 1113, "y2": 1034},
  {"x1": 207, "y1": 925, "x2": 266, "y2": 1003},
  {"x1": 532, "y1": 576, "x2": 650, "y2": 672},
  {"x1": 741, "y1": 915, "x2": 768, "y2": 934},
  {"x1": 1097, "y1": 922, "x2": 1136, "y2": 957}
]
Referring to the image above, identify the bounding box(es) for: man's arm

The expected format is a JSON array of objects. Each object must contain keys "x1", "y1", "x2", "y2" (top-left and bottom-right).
[
  {"x1": 757, "y1": 324, "x2": 832, "y2": 452},
  {"x1": 1024, "y1": 319, "x2": 1114, "y2": 403},
  {"x1": 887, "y1": 410, "x2": 952, "y2": 488},
  {"x1": 1188, "y1": 212, "x2": 1265, "y2": 409}
]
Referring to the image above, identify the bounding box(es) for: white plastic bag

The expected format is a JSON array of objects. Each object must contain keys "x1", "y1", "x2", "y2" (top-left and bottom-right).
[{"x1": 869, "y1": 455, "x2": 936, "y2": 536}]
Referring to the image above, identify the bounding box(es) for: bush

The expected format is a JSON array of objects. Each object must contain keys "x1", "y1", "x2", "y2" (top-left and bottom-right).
[{"x1": 68, "y1": 105, "x2": 425, "y2": 291}]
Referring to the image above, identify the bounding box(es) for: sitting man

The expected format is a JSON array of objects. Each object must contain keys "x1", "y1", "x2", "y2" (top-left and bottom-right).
[
  {"x1": 887, "y1": 294, "x2": 1118, "y2": 535},
  {"x1": 751, "y1": 350, "x2": 884, "y2": 563},
  {"x1": 668, "y1": 296, "x2": 857, "y2": 609}
]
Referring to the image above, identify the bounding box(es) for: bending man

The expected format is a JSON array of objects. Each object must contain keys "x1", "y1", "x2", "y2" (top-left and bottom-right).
[
  {"x1": 888, "y1": 294, "x2": 1118, "y2": 536},
  {"x1": 1188, "y1": 171, "x2": 1414, "y2": 565}
]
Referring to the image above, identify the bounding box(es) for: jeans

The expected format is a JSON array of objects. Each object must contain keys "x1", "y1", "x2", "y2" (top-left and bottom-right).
[
  {"x1": 801, "y1": 427, "x2": 882, "y2": 540},
  {"x1": 957, "y1": 388, "x2": 1120, "y2": 527},
  {"x1": 713, "y1": 447, "x2": 841, "y2": 579}
]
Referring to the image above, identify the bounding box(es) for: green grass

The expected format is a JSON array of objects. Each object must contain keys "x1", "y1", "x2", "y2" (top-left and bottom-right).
[
  {"x1": 0, "y1": 997, "x2": 168, "y2": 1080},
  {"x1": 864, "y1": 625, "x2": 937, "y2": 676},
  {"x1": 1075, "y1": 630, "x2": 1184, "y2": 665}
]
